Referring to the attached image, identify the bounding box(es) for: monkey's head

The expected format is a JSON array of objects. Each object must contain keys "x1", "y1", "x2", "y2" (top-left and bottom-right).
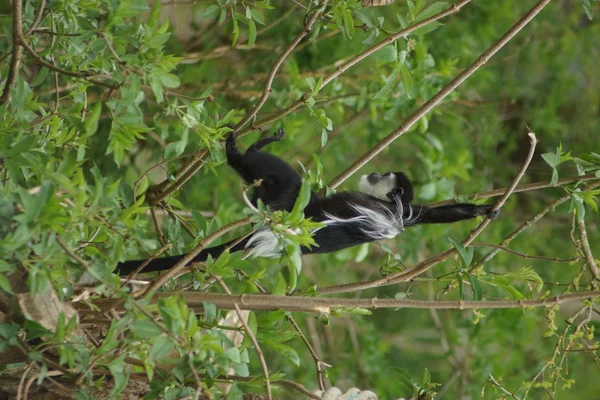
[{"x1": 358, "y1": 172, "x2": 406, "y2": 201}]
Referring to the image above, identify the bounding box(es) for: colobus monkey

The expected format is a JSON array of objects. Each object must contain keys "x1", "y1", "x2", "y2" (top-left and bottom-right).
[{"x1": 114, "y1": 129, "x2": 498, "y2": 274}]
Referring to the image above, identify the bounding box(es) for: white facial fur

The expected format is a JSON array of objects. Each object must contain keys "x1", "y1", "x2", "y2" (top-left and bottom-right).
[{"x1": 358, "y1": 173, "x2": 397, "y2": 201}]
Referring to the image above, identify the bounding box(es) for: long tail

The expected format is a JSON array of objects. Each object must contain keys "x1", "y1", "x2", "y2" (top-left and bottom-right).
[{"x1": 114, "y1": 237, "x2": 249, "y2": 275}]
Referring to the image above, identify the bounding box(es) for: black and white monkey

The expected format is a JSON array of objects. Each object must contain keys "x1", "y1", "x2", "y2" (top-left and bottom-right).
[{"x1": 115, "y1": 129, "x2": 498, "y2": 275}]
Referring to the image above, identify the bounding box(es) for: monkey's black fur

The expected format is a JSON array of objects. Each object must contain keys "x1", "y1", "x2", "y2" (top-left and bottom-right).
[{"x1": 115, "y1": 129, "x2": 498, "y2": 274}]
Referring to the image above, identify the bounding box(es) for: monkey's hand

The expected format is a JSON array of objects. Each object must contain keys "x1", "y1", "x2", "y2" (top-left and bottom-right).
[
  {"x1": 273, "y1": 128, "x2": 285, "y2": 141},
  {"x1": 480, "y1": 205, "x2": 500, "y2": 220}
]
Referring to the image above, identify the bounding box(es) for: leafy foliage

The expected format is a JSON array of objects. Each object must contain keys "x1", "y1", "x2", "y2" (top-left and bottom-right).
[{"x1": 1, "y1": 0, "x2": 599, "y2": 399}]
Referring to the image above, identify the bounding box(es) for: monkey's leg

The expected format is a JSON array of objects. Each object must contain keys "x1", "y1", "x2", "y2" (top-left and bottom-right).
[
  {"x1": 248, "y1": 128, "x2": 285, "y2": 152},
  {"x1": 225, "y1": 132, "x2": 258, "y2": 183}
]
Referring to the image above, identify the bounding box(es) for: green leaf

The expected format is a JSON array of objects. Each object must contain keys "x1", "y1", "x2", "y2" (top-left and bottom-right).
[
  {"x1": 355, "y1": 9, "x2": 377, "y2": 28},
  {"x1": 374, "y1": 62, "x2": 401, "y2": 99},
  {"x1": 542, "y1": 152, "x2": 560, "y2": 168},
  {"x1": 413, "y1": 21, "x2": 443, "y2": 36},
  {"x1": 159, "y1": 73, "x2": 180, "y2": 88},
  {"x1": 447, "y1": 237, "x2": 473, "y2": 267},
  {"x1": 288, "y1": 180, "x2": 311, "y2": 223},
  {"x1": 150, "y1": 75, "x2": 164, "y2": 103},
  {"x1": 147, "y1": 0, "x2": 162, "y2": 29},
  {"x1": 130, "y1": 320, "x2": 163, "y2": 338},
  {"x1": 149, "y1": 336, "x2": 175, "y2": 361},
  {"x1": 399, "y1": 62, "x2": 414, "y2": 98},
  {"x1": 263, "y1": 340, "x2": 300, "y2": 366},
  {"x1": 201, "y1": 5, "x2": 220, "y2": 19},
  {"x1": 467, "y1": 274, "x2": 482, "y2": 300},
  {"x1": 272, "y1": 272, "x2": 287, "y2": 296},
  {"x1": 0, "y1": 274, "x2": 12, "y2": 294},
  {"x1": 224, "y1": 347, "x2": 241, "y2": 363},
  {"x1": 232, "y1": 16, "x2": 240, "y2": 46},
  {"x1": 203, "y1": 302, "x2": 217, "y2": 322},
  {"x1": 388, "y1": 366, "x2": 415, "y2": 392},
  {"x1": 415, "y1": 2, "x2": 448, "y2": 21},
  {"x1": 31, "y1": 67, "x2": 49, "y2": 86},
  {"x1": 84, "y1": 102, "x2": 102, "y2": 137},
  {"x1": 247, "y1": 18, "x2": 257, "y2": 46},
  {"x1": 373, "y1": 45, "x2": 398, "y2": 62},
  {"x1": 343, "y1": 8, "x2": 355, "y2": 39}
]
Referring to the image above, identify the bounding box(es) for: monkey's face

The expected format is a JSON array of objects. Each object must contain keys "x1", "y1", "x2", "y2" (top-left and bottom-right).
[{"x1": 358, "y1": 172, "x2": 399, "y2": 201}]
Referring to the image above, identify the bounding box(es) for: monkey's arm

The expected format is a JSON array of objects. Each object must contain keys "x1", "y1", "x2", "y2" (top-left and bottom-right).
[{"x1": 413, "y1": 204, "x2": 498, "y2": 224}]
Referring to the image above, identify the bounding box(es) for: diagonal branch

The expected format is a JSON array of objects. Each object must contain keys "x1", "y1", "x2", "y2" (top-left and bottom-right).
[
  {"x1": 137, "y1": 217, "x2": 252, "y2": 296},
  {"x1": 17, "y1": 37, "x2": 119, "y2": 89},
  {"x1": 577, "y1": 218, "x2": 600, "y2": 285},
  {"x1": 328, "y1": 0, "x2": 553, "y2": 189},
  {"x1": 0, "y1": 0, "x2": 24, "y2": 104},
  {"x1": 211, "y1": 273, "x2": 272, "y2": 400},
  {"x1": 235, "y1": 1, "x2": 327, "y2": 130},
  {"x1": 147, "y1": 0, "x2": 476, "y2": 203}
]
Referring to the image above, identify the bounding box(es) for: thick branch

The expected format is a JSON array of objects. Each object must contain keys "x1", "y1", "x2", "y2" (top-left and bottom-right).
[
  {"x1": 0, "y1": 0, "x2": 24, "y2": 104},
  {"x1": 115, "y1": 290, "x2": 600, "y2": 313},
  {"x1": 211, "y1": 273, "x2": 272, "y2": 400}
]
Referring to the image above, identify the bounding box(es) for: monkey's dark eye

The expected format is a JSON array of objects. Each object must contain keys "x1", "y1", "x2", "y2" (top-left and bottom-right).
[{"x1": 384, "y1": 172, "x2": 392, "y2": 177}]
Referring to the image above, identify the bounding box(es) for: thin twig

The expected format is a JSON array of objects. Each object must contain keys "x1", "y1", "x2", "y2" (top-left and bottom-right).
[
  {"x1": 56, "y1": 235, "x2": 91, "y2": 269},
  {"x1": 577, "y1": 218, "x2": 600, "y2": 286},
  {"x1": 210, "y1": 273, "x2": 272, "y2": 400},
  {"x1": 236, "y1": 1, "x2": 326, "y2": 130},
  {"x1": 426, "y1": 174, "x2": 599, "y2": 207},
  {"x1": 287, "y1": 316, "x2": 329, "y2": 391},
  {"x1": 328, "y1": 0, "x2": 552, "y2": 189},
  {"x1": 469, "y1": 243, "x2": 579, "y2": 263},
  {"x1": 150, "y1": 206, "x2": 168, "y2": 247},
  {"x1": 463, "y1": 179, "x2": 600, "y2": 279},
  {"x1": 122, "y1": 243, "x2": 172, "y2": 285},
  {"x1": 17, "y1": 36, "x2": 119, "y2": 89},
  {"x1": 138, "y1": 217, "x2": 252, "y2": 296},
  {"x1": 24, "y1": 0, "x2": 46, "y2": 37}
]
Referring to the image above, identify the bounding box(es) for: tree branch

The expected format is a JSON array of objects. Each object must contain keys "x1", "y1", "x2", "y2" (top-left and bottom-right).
[
  {"x1": 17, "y1": 37, "x2": 119, "y2": 89},
  {"x1": 577, "y1": 218, "x2": 600, "y2": 286},
  {"x1": 138, "y1": 217, "x2": 252, "y2": 296},
  {"x1": 211, "y1": 273, "x2": 272, "y2": 400},
  {"x1": 130, "y1": 290, "x2": 600, "y2": 313},
  {"x1": 426, "y1": 174, "x2": 599, "y2": 207},
  {"x1": 147, "y1": 0, "x2": 475, "y2": 203},
  {"x1": 235, "y1": 0, "x2": 327, "y2": 130},
  {"x1": 328, "y1": 0, "x2": 552, "y2": 189},
  {"x1": 0, "y1": 0, "x2": 24, "y2": 104}
]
